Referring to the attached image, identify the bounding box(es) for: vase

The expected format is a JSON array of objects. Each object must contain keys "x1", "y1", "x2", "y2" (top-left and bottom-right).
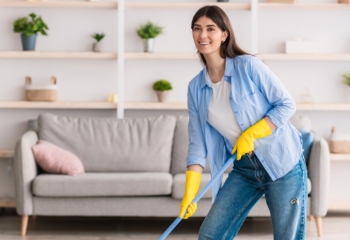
[
  {"x1": 21, "y1": 34, "x2": 36, "y2": 51},
  {"x1": 347, "y1": 87, "x2": 350, "y2": 102},
  {"x1": 156, "y1": 91, "x2": 169, "y2": 102},
  {"x1": 92, "y1": 42, "x2": 101, "y2": 52},
  {"x1": 143, "y1": 38, "x2": 154, "y2": 52}
]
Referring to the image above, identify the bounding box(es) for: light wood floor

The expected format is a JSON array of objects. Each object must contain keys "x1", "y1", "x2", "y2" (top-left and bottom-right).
[{"x1": 1, "y1": 209, "x2": 350, "y2": 239}]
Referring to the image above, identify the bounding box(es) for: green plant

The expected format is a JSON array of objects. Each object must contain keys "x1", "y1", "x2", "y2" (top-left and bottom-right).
[
  {"x1": 91, "y1": 32, "x2": 105, "y2": 42},
  {"x1": 343, "y1": 74, "x2": 350, "y2": 87},
  {"x1": 152, "y1": 80, "x2": 173, "y2": 92},
  {"x1": 136, "y1": 21, "x2": 164, "y2": 39},
  {"x1": 13, "y1": 13, "x2": 48, "y2": 37}
]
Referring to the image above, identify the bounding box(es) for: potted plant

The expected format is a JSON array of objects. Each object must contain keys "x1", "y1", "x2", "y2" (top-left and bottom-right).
[
  {"x1": 152, "y1": 79, "x2": 172, "y2": 102},
  {"x1": 13, "y1": 13, "x2": 49, "y2": 51},
  {"x1": 136, "y1": 21, "x2": 164, "y2": 52},
  {"x1": 91, "y1": 32, "x2": 105, "y2": 52}
]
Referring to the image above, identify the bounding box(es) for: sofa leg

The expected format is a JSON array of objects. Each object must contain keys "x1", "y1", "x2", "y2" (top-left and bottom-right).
[
  {"x1": 21, "y1": 215, "x2": 28, "y2": 236},
  {"x1": 315, "y1": 216, "x2": 322, "y2": 237}
]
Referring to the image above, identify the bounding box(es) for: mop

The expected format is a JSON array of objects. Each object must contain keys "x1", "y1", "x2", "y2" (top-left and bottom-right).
[{"x1": 158, "y1": 152, "x2": 237, "y2": 240}]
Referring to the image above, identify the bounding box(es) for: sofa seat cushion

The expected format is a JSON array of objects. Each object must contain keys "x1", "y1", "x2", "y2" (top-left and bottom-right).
[
  {"x1": 172, "y1": 174, "x2": 312, "y2": 199},
  {"x1": 172, "y1": 173, "x2": 229, "y2": 199},
  {"x1": 33, "y1": 173, "x2": 172, "y2": 197}
]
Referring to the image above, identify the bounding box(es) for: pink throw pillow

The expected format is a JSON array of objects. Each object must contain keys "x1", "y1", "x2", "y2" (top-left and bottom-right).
[{"x1": 32, "y1": 140, "x2": 85, "y2": 176}]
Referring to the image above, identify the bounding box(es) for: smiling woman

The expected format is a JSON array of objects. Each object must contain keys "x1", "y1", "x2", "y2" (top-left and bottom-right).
[{"x1": 179, "y1": 5, "x2": 308, "y2": 240}]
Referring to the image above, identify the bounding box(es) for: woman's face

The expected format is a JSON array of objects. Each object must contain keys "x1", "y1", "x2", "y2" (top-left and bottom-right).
[{"x1": 192, "y1": 16, "x2": 228, "y2": 56}]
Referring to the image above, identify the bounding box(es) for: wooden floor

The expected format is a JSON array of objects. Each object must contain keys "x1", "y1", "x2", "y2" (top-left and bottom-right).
[{"x1": 1, "y1": 209, "x2": 350, "y2": 239}]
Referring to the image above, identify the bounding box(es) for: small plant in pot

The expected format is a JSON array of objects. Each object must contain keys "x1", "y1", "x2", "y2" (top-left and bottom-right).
[
  {"x1": 13, "y1": 13, "x2": 49, "y2": 51},
  {"x1": 136, "y1": 21, "x2": 164, "y2": 52},
  {"x1": 91, "y1": 32, "x2": 105, "y2": 52},
  {"x1": 152, "y1": 79, "x2": 172, "y2": 102}
]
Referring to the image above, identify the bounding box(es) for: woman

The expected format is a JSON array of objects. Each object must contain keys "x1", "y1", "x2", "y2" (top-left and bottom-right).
[{"x1": 179, "y1": 5, "x2": 308, "y2": 240}]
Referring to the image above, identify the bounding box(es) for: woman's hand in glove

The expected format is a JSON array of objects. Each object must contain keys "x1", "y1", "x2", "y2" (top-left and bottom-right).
[{"x1": 232, "y1": 118, "x2": 273, "y2": 160}]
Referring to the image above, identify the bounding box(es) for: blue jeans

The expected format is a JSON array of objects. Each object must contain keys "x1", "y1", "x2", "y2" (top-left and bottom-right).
[{"x1": 198, "y1": 152, "x2": 308, "y2": 240}]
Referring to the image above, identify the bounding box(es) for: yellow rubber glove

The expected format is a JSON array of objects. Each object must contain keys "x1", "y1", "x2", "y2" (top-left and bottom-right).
[
  {"x1": 179, "y1": 170, "x2": 201, "y2": 219},
  {"x1": 232, "y1": 118, "x2": 272, "y2": 160}
]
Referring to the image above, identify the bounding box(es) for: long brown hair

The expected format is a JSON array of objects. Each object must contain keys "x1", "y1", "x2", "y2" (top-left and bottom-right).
[{"x1": 191, "y1": 5, "x2": 252, "y2": 65}]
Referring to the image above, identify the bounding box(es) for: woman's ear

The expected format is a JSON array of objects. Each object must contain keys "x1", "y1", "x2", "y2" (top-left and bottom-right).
[{"x1": 222, "y1": 31, "x2": 229, "y2": 42}]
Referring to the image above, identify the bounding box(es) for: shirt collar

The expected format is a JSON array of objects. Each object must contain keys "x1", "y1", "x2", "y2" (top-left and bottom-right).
[{"x1": 200, "y1": 57, "x2": 234, "y2": 89}]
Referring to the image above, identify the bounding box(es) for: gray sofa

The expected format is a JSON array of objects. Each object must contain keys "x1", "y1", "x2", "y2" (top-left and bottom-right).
[{"x1": 13, "y1": 113, "x2": 330, "y2": 237}]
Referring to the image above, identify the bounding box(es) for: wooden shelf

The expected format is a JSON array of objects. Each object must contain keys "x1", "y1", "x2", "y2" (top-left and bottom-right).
[
  {"x1": 2, "y1": 102, "x2": 350, "y2": 111},
  {"x1": 0, "y1": 101, "x2": 187, "y2": 110},
  {"x1": 0, "y1": 101, "x2": 117, "y2": 109},
  {"x1": 125, "y1": 52, "x2": 198, "y2": 60},
  {"x1": 330, "y1": 153, "x2": 350, "y2": 161},
  {"x1": 0, "y1": 199, "x2": 16, "y2": 208},
  {"x1": 259, "y1": 3, "x2": 350, "y2": 10},
  {"x1": 328, "y1": 200, "x2": 350, "y2": 211},
  {"x1": 125, "y1": 2, "x2": 250, "y2": 9},
  {"x1": 296, "y1": 103, "x2": 350, "y2": 111},
  {"x1": 260, "y1": 53, "x2": 350, "y2": 61},
  {"x1": 0, "y1": 149, "x2": 14, "y2": 158},
  {"x1": 0, "y1": 1, "x2": 118, "y2": 9},
  {"x1": 125, "y1": 53, "x2": 350, "y2": 61},
  {"x1": 2, "y1": 52, "x2": 350, "y2": 61},
  {"x1": 0, "y1": 51, "x2": 117, "y2": 59},
  {"x1": 124, "y1": 102, "x2": 187, "y2": 110},
  {"x1": 2, "y1": 2, "x2": 349, "y2": 10}
]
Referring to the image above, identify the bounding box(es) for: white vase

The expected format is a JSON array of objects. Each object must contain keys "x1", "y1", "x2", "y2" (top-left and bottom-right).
[
  {"x1": 143, "y1": 38, "x2": 154, "y2": 52},
  {"x1": 92, "y1": 42, "x2": 101, "y2": 52},
  {"x1": 156, "y1": 91, "x2": 169, "y2": 102},
  {"x1": 347, "y1": 87, "x2": 350, "y2": 102}
]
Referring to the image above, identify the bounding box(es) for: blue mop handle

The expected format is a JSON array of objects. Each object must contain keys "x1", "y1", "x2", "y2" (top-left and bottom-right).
[{"x1": 158, "y1": 153, "x2": 236, "y2": 240}]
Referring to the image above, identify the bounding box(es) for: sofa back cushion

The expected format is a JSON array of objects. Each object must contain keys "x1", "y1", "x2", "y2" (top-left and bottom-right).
[
  {"x1": 38, "y1": 113, "x2": 177, "y2": 173},
  {"x1": 171, "y1": 116, "x2": 211, "y2": 174}
]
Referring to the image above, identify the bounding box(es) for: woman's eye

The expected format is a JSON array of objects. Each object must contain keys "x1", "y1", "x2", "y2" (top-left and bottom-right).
[
  {"x1": 208, "y1": 28, "x2": 215, "y2": 31},
  {"x1": 193, "y1": 27, "x2": 200, "y2": 31}
]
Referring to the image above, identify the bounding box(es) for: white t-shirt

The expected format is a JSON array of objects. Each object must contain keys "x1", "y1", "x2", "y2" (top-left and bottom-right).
[{"x1": 207, "y1": 73, "x2": 242, "y2": 146}]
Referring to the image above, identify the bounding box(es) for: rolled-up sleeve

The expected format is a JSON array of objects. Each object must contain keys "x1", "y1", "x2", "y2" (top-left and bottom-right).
[
  {"x1": 186, "y1": 84, "x2": 207, "y2": 169},
  {"x1": 249, "y1": 57, "x2": 296, "y2": 128}
]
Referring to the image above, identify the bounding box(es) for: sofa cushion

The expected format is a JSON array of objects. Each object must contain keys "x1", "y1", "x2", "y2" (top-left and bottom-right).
[
  {"x1": 32, "y1": 140, "x2": 85, "y2": 176},
  {"x1": 38, "y1": 113, "x2": 177, "y2": 172},
  {"x1": 172, "y1": 173, "x2": 229, "y2": 199},
  {"x1": 33, "y1": 172, "x2": 173, "y2": 197},
  {"x1": 172, "y1": 173, "x2": 311, "y2": 200}
]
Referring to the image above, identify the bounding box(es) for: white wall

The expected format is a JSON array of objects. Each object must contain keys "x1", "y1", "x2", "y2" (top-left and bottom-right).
[{"x1": 1, "y1": 0, "x2": 350, "y2": 203}]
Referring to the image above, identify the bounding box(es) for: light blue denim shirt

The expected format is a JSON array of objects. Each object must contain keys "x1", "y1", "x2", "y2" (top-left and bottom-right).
[{"x1": 186, "y1": 55, "x2": 303, "y2": 202}]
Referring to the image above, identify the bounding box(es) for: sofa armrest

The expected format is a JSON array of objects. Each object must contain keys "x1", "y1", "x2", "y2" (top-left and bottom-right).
[
  {"x1": 308, "y1": 132, "x2": 330, "y2": 217},
  {"x1": 13, "y1": 130, "x2": 38, "y2": 216}
]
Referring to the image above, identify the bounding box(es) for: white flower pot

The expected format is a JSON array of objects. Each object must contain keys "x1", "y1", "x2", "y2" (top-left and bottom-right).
[{"x1": 156, "y1": 91, "x2": 169, "y2": 102}]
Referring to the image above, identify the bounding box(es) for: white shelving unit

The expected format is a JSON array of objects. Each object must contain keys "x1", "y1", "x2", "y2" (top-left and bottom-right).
[{"x1": 2, "y1": 1, "x2": 350, "y2": 117}]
